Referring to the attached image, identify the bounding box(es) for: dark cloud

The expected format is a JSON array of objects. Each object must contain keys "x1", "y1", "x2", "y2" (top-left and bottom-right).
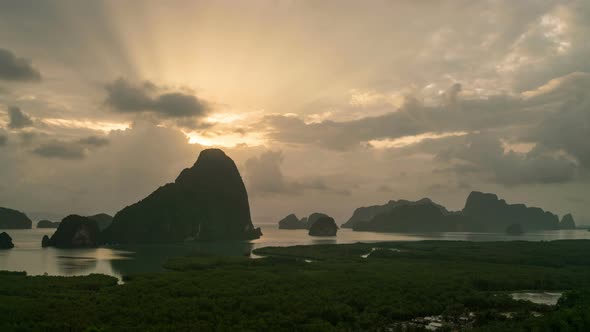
[
  {"x1": 525, "y1": 73, "x2": 590, "y2": 169},
  {"x1": 77, "y1": 136, "x2": 109, "y2": 147},
  {"x1": 32, "y1": 135, "x2": 109, "y2": 160},
  {"x1": 244, "y1": 150, "x2": 351, "y2": 196},
  {"x1": 376, "y1": 184, "x2": 393, "y2": 193},
  {"x1": 263, "y1": 94, "x2": 537, "y2": 150},
  {"x1": 105, "y1": 78, "x2": 209, "y2": 119},
  {"x1": 438, "y1": 134, "x2": 577, "y2": 185},
  {"x1": 0, "y1": 48, "x2": 41, "y2": 81},
  {"x1": 7, "y1": 106, "x2": 33, "y2": 129},
  {"x1": 0, "y1": 134, "x2": 6, "y2": 146},
  {"x1": 32, "y1": 140, "x2": 86, "y2": 160}
]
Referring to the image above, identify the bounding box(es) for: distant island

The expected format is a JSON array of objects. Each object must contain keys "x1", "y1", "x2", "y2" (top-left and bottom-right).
[
  {"x1": 277, "y1": 212, "x2": 331, "y2": 230},
  {"x1": 102, "y1": 149, "x2": 262, "y2": 244},
  {"x1": 0, "y1": 207, "x2": 32, "y2": 229},
  {"x1": 37, "y1": 220, "x2": 60, "y2": 228},
  {"x1": 346, "y1": 191, "x2": 576, "y2": 233}
]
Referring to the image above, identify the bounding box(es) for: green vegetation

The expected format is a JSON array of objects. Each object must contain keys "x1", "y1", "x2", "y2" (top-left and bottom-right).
[{"x1": 1, "y1": 241, "x2": 590, "y2": 331}]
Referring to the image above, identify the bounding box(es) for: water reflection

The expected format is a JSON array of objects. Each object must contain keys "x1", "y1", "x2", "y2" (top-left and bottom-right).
[
  {"x1": 56, "y1": 255, "x2": 97, "y2": 274},
  {"x1": 2, "y1": 226, "x2": 590, "y2": 279}
]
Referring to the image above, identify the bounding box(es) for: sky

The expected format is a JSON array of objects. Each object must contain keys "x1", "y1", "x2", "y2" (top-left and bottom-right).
[{"x1": 1, "y1": 0, "x2": 589, "y2": 225}]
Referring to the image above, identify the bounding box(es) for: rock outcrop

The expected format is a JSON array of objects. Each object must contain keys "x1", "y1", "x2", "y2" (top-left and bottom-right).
[
  {"x1": 87, "y1": 213, "x2": 113, "y2": 231},
  {"x1": 559, "y1": 214, "x2": 576, "y2": 230},
  {"x1": 308, "y1": 216, "x2": 338, "y2": 236},
  {"x1": 37, "y1": 220, "x2": 60, "y2": 228},
  {"x1": 0, "y1": 232, "x2": 14, "y2": 249},
  {"x1": 103, "y1": 149, "x2": 262, "y2": 243},
  {"x1": 43, "y1": 215, "x2": 101, "y2": 248},
  {"x1": 0, "y1": 207, "x2": 32, "y2": 229},
  {"x1": 278, "y1": 214, "x2": 307, "y2": 229},
  {"x1": 462, "y1": 191, "x2": 559, "y2": 232},
  {"x1": 353, "y1": 199, "x2": 469, "y2": 233}
]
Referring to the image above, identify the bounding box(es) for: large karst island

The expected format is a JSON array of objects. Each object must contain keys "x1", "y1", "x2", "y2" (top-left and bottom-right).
[
  {"x1": 343, "y1": 191, "x2": 577, "y2": 234},
  {"x1": 101, "y1": 149, "x2": 262, "y2": 244}
]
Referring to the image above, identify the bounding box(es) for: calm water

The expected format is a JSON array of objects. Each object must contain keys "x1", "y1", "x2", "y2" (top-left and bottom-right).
[{"x1": 1, "y1": 225, "x2": 589, "y2": 279}]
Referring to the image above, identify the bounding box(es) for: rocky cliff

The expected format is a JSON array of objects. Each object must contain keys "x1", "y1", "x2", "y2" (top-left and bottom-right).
[{"x1": 103, "y1": 149, "x2": 262, "y2": 243}]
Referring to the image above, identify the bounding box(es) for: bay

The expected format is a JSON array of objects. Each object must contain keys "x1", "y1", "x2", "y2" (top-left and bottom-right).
[{"x1": 1, "y1": 225, "x2": 589, "y2": 279}]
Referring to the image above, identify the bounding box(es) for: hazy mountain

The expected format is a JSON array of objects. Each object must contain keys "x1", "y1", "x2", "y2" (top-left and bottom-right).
[
  {"x1": 351, "y1": 192, "x2": 564, "y2": 233},
  {"x1": 0, "y1": 207, "x2": 32, "y2": 229},
  {"x1": 462, "y1": 191, "x2": 559, "y2": 232},
  {"x1": 343, "y1": 198, "x2": 450, "y2": 229},
  {"x1": 353, "y1": 199, "x2": 468, "y2": 233},
  {"x1": 36, "y1": 220, "x2": 60, "y2": 228}
]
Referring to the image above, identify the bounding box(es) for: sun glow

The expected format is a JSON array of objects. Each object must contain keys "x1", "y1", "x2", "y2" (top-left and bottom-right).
[{"x1": 368, "y1": 131, "x2": 469, "y2": 149}]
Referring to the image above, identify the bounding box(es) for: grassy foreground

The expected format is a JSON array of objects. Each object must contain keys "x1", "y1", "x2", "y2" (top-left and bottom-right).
[{"x1": 1, "y1": 240, "x2": 590, "y2": 331}]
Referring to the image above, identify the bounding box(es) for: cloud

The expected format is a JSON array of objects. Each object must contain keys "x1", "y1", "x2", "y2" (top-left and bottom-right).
[
  {"x1": 7, "y1": 106, "x2": 34, "y2": 129},
  {"x1": 0, "y1": 48, "x2": 41, "y2": 81},
  {"x1": 244, "y1": 150, "x2": 302, "y2": 195},
  {"x1": 31, "y1": 135, "x2": 109, "y2": 160},
  {"x1": 77, "y1": 136, "x2": 109, "y2": 147},
  {"x1": 263, "y1": 92, "x2": 536, "y2": 150},
  {"x1": 0, "y1": 134, "x2": 6, "y2": 147},
  {"x1": 105, "y1": 78, "x2": 209, "y2": 119},
  {"x1": 244, "y1": 150, "x2": 351, "y2": 196},
  {"x1": 438, "y1": 133, "x2": 577, "y2": 185},
  {"x1": 525, "y1": 72, "x2": 590, "y2": 169},
  {"x1": 32, "y1": 140, "x2": 86, "y2": 159}
]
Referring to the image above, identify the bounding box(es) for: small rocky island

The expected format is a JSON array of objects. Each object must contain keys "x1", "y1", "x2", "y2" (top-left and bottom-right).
[
  {"x1": 0, "y1": 207, "x2": 33, "y2": 229},
  {"x1": 37, "y1": 220, "x2": 60, "y2": 228},
  {"x1": 0, "y1": 232, "x2": 14, "y2": 249},
  {"x1": 308, "y1": 216, "x2": 338, "y2": 236},
  {"x1": 102, "y1": 149, "x2": 262, "y2": 243},
  {"x1": 278, "y1": 214, "x2": 307, "y2": 229},
  {"x1": 559, "y1": 214, "x2": 576, "y2": 229},
  {"x1": 42, "y1": 215, "x2": 101, "y2": 248},
  {"x1": 278, "y1": 212, "x2": 332, "y2": 230}
]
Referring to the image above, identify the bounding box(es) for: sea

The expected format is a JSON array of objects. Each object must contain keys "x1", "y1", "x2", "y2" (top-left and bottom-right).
[{"x1": 1, "y1": 225, "x2": 589, "y2": 280}]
